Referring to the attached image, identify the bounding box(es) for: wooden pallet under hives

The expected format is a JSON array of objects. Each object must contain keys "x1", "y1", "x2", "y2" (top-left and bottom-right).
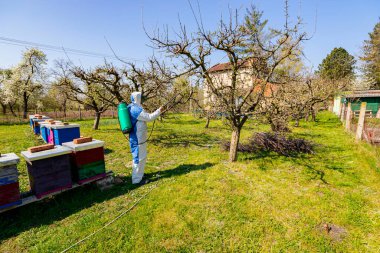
[{"x1": 0, "y1": 171, "x2": 113, "y2": 214}]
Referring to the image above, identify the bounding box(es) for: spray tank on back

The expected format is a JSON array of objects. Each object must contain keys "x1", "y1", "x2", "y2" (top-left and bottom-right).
[{"x1": 117, "y1": 102, "x2": 133, "y2": 134}]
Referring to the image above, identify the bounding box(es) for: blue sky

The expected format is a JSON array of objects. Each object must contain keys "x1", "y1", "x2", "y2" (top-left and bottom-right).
[{"x1": 0, "y1": 0, "x2": 379, "y2": 71}]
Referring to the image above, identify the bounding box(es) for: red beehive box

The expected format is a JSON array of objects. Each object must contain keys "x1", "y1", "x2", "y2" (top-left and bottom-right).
[
  {"x1": 0, "y1": 153, "x2": 21, "y2": 209},
  {"x1": 0, "y1": 182, "x2": 21, "y2": 206},
  {"x1": 71, "y1": 147, "x2": 104, "y2": 167},
  {"x1": 62, "y1": 139, "x2": 106, "y2": 183}
]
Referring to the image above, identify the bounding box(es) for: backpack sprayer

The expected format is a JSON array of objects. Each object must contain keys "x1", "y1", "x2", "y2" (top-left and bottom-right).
[{"x1": 117, "y1": 102, "x2": 133, "y2": 134}]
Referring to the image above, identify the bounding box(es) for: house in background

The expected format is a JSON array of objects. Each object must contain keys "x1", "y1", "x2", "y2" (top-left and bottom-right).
[
  {"x1": 204, "y1": 61, "x2": 276, "y2": 108},
  {"x1": 333, "y1": 90, "x2": 380, "y2": 118}
]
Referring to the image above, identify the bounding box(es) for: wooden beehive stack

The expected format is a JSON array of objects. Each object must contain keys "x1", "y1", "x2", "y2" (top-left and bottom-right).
[
  {"x1": 21, "y1": 145, "x2": 73, "y2": 199},
  {"x1": 0, "y1": 153, "x2": 21, "y2": 209},
  {"x1": 62, "y1": 138, "x2": 106, "y2": 184}
]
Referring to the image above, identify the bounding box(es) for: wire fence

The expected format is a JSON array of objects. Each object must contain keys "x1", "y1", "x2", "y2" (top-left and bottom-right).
[
  {"x1": 0, "y1": 109, "x2": 117, "y2": 125},
  {"x1": 339, "y1": 102, "x2": 380, "y2": 145}
]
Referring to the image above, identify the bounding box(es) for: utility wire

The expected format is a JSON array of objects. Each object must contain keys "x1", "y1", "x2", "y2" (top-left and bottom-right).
[
  {"x1": 0, "y1": 36, "x2": 145, "y2": 62},
  {"x1": 59, "y1": 183, "x2": 158, "y2": 253}
]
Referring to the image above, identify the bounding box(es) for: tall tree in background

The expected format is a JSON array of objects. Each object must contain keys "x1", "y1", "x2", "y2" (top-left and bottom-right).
[
  {"x1": 3, "y1": 48, "x2": 47, "y2": 119},
  {"x1": 149, "y1": 3, "x2": 307, "y2": 162},
  {"x1": 317, "y1": 47, "x2": 356, "y2": 82},
  {"x1": 361, "y1": 20, "x2": 380, "y2": 89}
]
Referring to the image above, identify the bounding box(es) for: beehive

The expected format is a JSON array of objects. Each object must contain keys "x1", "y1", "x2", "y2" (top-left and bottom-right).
[
  {"x1": 31, "y1": 117, "x2": 52, "y2": 135},
  {"x1": 50, "y1": 124, "x2": 80, "y2": 145},
  {"x1": 21, "y1": 145, "x2": 72, "y2": 198},
  {"x1": 62, "y1": 139, "x2": 106, "y2": 184},
  {"x1": 40, "y1": 121, "x2": 62, "y2": 143},
  {"x1": 0, "y1": 153, "x2": 21, "y2": 209}
]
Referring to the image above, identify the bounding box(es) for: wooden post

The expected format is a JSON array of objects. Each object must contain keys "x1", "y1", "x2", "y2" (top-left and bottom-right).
[
  {"x1": 337, "y1": 102, "x2": 342, "y2": 117},
  {"x1": 345, "y1": 102, "x2": 352, "y2": 131},
  {"x1": 79, "y1": 107, "x2": 82, "y2": 120},
  {"x1": 340, "y1": 103, "x2": 346, "y2": 122},
  {"x1": 356, "y1": 102, "x2": 367, "y2": 141}
]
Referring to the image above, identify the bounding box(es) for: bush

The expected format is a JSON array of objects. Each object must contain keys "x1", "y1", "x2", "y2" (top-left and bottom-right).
[{"x1": 222, "y1": 132, "x2": 314, "y2": 157}]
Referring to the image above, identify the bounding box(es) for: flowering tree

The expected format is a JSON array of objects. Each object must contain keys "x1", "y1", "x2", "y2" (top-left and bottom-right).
[
  {"x1": 3, "y1": 48, "x2": 47, "y2": 118},
  {"x1": 0, "y1": 69, "x2": 13, "y2": 115}
]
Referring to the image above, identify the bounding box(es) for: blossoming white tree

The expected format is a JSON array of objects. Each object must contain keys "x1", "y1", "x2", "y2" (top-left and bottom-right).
[{"x1": 3, "y1": 48, "x2": 47, "y2": 118}]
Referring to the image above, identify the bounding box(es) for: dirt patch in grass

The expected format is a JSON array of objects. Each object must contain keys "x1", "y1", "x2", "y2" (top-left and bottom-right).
[{"x1": 319, "y1": 223, "x2": 347, "y2": 242}]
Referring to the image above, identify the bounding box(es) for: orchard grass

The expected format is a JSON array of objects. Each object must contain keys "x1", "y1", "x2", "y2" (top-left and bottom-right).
[{"x1": 1, "y1": 111, "x2": 380, "y2": 252}]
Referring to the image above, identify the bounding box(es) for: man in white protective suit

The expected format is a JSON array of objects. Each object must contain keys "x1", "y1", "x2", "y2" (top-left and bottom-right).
[{"x1": 128, "y1": 92, "x2": 162, "y2": 184}]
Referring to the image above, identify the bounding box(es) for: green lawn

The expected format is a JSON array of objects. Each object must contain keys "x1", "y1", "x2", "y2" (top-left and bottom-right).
[{"x1": 1, "y1": 112, "x2": 380, "y2": 252}]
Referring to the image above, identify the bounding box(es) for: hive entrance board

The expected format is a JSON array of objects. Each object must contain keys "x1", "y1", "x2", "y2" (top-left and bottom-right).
[
  {"x1": 28, "y1": 144, "x2": 54, "y2": 153},
  {"x1": 73, "y1": 137, "x2": 93, "y2": 144}
]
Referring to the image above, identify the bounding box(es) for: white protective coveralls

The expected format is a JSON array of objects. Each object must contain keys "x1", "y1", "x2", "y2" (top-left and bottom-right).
[{"x1": 128, "y1": 92, "x2": 161, "y2": 184}]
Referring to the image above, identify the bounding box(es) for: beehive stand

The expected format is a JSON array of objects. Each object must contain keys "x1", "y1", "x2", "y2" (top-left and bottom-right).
[{"x1": 0, "y1": 171, "x2": 113, "y2": 214}]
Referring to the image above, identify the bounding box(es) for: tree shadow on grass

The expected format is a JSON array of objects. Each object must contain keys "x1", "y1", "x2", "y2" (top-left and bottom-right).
[
  {"x1": 104, "y1": 148, "x2": 113, "y2": 155},
  {"x1": 238, "y1": 150, "x2": 330, "y2": 184},
  {"x1": 0, "y1": 162, "x2": 214, "y2": 242},
  {"x1": 150, "y1": 132, "x2": 219, "y2": 148}
]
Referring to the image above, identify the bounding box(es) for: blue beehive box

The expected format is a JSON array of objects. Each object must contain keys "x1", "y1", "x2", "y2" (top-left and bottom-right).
[
  {"x1": 29, "y1": 115, "x2": 34, "y2": 127},
  {"x1": 31, "y1": 118, "x2": 52, "y2": 135},
  {"x1": 50, "y1": 124, "x2": 80, "y2": 145},
  {"x1": 40, "y1": 121, "x2": 62, "y2": 143},
  {"x1": 29, "y1": 115, "x2": 49, "y2": 128},
  {"x1": 40, "y1": 124, "x2": 48, "y2": 142}
]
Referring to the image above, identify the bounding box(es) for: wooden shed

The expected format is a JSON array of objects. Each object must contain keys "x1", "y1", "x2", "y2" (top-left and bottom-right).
[{"x1": 345, "y1": 90, "x2": 380, "y2": 118}]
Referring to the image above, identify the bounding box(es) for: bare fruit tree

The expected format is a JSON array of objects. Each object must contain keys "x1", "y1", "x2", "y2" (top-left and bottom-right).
[
  {"x1": 65, "y1": 67, "x2": 114, "y2": 130},
  {"x1": 69, "y1": 58, "x2": 187, "y2": 111},
  {"x1": 148, "y1": 3, "x2": 308, "y2": 161}
]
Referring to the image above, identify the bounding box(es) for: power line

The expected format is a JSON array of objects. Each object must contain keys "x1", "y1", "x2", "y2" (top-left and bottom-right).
[{"x1": 0, "y1": 36, "x2": 145, "y2": 62}]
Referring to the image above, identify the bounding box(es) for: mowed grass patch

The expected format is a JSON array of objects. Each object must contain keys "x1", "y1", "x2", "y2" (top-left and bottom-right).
[{"x1": 1, "y1": 112, "x2": 380, "y2": 252}]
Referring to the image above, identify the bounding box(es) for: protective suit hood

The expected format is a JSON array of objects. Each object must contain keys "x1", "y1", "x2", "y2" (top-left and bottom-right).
[{"x1": 131, "y1": 92, "x2": 142, "y2": 106}]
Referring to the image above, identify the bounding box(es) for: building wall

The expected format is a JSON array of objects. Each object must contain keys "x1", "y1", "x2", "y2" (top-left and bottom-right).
[
  {"x1": 350, "y1": 97, "x2": 380, "y2": 115},
  {"x1": 203, "y1": 69, "x2": 253, "y2": 106}
]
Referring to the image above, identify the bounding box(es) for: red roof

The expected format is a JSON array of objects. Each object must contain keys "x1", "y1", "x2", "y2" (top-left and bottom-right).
[{"x1": 208, "y1": 60, "x2": 251, "y2": 73}]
